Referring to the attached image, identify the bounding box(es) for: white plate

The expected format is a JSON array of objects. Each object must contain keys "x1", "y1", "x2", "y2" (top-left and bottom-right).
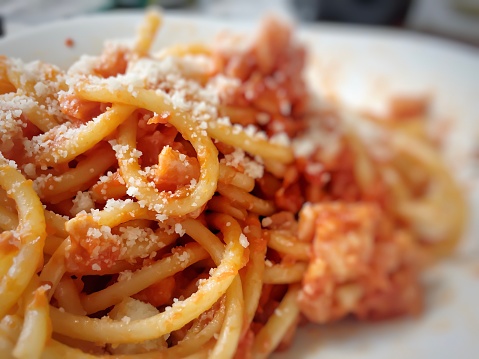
[{"x1": 1, "y1": 11, "x2": 478, "y2": 359}]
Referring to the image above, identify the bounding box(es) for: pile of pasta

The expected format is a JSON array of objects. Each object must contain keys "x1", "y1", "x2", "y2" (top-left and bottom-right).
[{"x1": 0, "y1": 10, "x2": 466, "y2": 359}]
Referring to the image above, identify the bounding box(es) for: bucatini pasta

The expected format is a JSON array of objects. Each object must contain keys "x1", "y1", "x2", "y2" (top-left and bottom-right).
[{"x1": 0, "y1": 9, "x2": 466, "y2": 359}]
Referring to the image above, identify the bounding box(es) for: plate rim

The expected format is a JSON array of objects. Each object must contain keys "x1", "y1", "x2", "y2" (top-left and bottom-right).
[{"x1": 0, "y1": 10, "x2": 478, "y2": 60}]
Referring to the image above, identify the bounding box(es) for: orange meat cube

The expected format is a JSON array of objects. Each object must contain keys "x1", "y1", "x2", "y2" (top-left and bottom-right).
[{"x1": 297, "y1": 202, "x2": 422, "y2": 323}]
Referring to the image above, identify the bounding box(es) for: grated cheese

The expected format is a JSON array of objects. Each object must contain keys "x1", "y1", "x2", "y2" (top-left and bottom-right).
[
  {"x1": 221, "y1": 148, "x2": 264, "y2": 179},
  {"x1": 91, "y1": 263, "x2": 101, "y2": 271},
  {"x1": 174, "y1": 223, "x2": 186, "y2": 237},
  {"x1": 71, "y1": 191, "x2": 95, "y2": 216},
  {"x1": 261, "y1": 217, "x2": 273, "y2": 227},
  {"x1": 239, "y1": 233, "x2": 249, "y2": 248}
]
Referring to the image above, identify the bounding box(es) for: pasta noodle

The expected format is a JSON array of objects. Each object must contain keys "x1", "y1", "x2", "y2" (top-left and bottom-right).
[{"x1": 0, "y1": 9, "x2": 466, "y2": 359}]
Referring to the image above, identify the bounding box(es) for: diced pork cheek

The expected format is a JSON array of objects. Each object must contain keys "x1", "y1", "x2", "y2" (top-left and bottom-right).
[
  {"x1": 94, "y1": 47, "x2": 128, "y2": 78},
  {"x1": 58, "y1": 92, "x2": 103, "y2": 124},
  {"x1": 90, "y1": 171, "x2": 127, "y2": 203},
  {"x1": 136, "y1": 124, "x2": 179, "y2": 167},
  {"x1": 64, "y1": 214, "x2": 120, "y2": 273},
  {"x1": 154, "y1": 146, "x2": 200, "y2": 192},
  {"x1": 215, "y1": 17, "x2": 307, "y2": 138},
  {"x1": 297, "y1": 202, "x2": 422, "y2": 323},
  {"x1": 90, "y1": 139, "x2": 197, "y2": 203}
]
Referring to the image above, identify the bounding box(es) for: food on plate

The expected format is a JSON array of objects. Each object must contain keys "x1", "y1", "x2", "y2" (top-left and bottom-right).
[{"x1": 0, "y1": 10, "x2": 466, "y2": 359}]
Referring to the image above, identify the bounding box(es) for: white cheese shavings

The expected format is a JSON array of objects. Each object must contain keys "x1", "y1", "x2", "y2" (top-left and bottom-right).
[
  {"x1": 71, "y1": 191, "x2": 95, "y2": 216},
  {"x1": 239, "y1": 233, "x2": 249, "y2": 248}
]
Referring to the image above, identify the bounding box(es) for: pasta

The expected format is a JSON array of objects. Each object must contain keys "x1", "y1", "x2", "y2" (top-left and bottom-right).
[{"x1": 0, "y1": 9, "x2": 466, "y2": 359}]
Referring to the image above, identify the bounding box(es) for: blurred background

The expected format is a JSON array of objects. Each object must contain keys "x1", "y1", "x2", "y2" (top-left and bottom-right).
[{"x1": 0, "y1": 0, "x2": 478, "y2": 46}]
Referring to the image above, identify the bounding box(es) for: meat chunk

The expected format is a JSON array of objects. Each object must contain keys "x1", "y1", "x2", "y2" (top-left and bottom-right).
[
  {"x1": 64, "y1": 214, "x2": 120, "y2": 274},
  {"x1": 154, "y1": 146, "x2": 200, "y2": 192},
  {"x1": 297, "y1": 202, "x2": 422, "y2": 323}
]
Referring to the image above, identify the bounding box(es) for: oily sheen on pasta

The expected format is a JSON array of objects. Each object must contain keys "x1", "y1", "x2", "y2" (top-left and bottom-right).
[{"x1": 0, "y1": 10, "x2": 466, "y2": 359}]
